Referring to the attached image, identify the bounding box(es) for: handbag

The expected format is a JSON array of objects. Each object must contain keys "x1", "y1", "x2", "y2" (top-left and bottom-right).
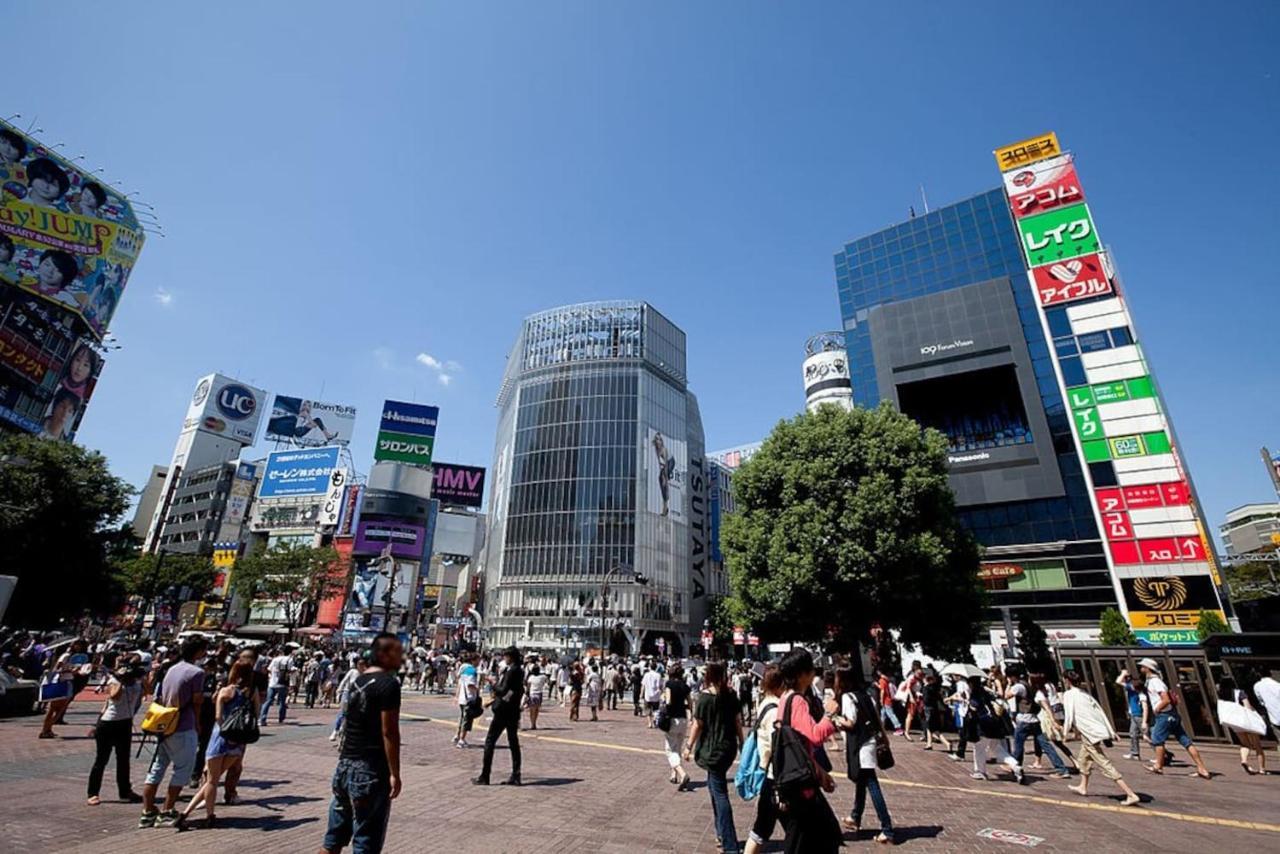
[
  {"x1": 655, "y1": 700, "x2": 672, "y2": 732},
  {"x1": 1217, "y1": 699, "x2": 1267, "y2": 736},
  {"x1": 38, "y1": 678, "x2": 73, "y2": 704},
  {"x1": 875, "y1": 732, "x2": 895, "y2": 770},
  {"x1": 219, "y1": 694, "x2": 260, "y2": 745}
]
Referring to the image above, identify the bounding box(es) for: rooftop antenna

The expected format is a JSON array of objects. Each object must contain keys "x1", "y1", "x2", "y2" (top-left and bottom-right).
[
  {"x1": 3, "y1": 114, "x2": 20, "y2": 123},
  {"x1": 919, "y1": 183, "x2": 930, "y2": 213}
]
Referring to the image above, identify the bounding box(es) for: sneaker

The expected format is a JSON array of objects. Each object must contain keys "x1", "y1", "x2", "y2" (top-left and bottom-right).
[
  {"x1": 1053, "y1": 771, "x2": 1071, "y2": 779},
  {"x1": 947, "y1": 753, "x2": 963, "y2": 762},
  {"x1": 329, "y1": 732, "x2": 339, "y2": 742},
  {"x1": 137, "y1": 812, "x2": 158, "y2": 828},
  {"x1": 1122, "y1": 753, "x2": 1138, "y2": 760},
  {"x1": 874, "y1": 833, "x2": 894, "y2": 845},
  {"x1": 156, "y1": 809, "x2": 179, "y2": 826},
  {"x1": 1016, "y1": 770, "x2": 1029, "y2": 786},
  {"x1": 970, "y1": 772, "x2": 987, "y2": 780}
]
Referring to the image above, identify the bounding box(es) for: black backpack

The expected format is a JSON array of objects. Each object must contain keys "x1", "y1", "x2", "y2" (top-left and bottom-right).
[{"x1": 770, "y1": 693, "x2": 818, "y2": 804}]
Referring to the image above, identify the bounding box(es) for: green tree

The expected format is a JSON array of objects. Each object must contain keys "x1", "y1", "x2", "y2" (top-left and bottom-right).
[
  {"x1": 1016, "y1": 613, "x2": 1056, "y2": 678},
  {"x1": 1223, "y1": 560, "x2": 1280, "y2": 602},
  {"x1": 721, "y1": 403, "x2": 984, "y2": 660},
  {"x1": 114, "y1": 551, "x2": 217, "y2": 614},
  {"x1": 231, "y1": 541, "x2": 344, "y2": 634},
  {"x1": 1098, "y1": 606, "x2": 1137, "y2": 646},
  {"x1": 1195, "y1": 609, "x2": 1230, "y2": 643},
  {"x1": 0, "y1": 434, "x2": 134, "y2": 627}
]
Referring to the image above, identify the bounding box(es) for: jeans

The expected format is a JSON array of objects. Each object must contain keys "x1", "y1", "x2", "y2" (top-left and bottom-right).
[
  {"x1": 88, "y1": 718, "x2": 133, "y2": 798},
  {"x1": 1011, "y1": 720, "x2": 1067, "y2": 772},
  {"x1": 260, "y1": 685, "x2": 288, "y2": 724},
  {"x1": 479, "y1": 713, "x2": 521, "y2": 780},
  {"x1": 706, "y1": 767, "x2": 740, "y2": 854},
  {"x1": 852, "y1": 768, "x2": 893, "y2": 832},
  {"x1": 1127, "y1": 715, "x2": 1142, "y2": 757},
  {"x1": 144, "y1": 728, "x2": 198, "y2": 788},
  {"x1": 880, "y1": 703, "x2": 901, "y2": 730},
  {"x1": 322, "y1": 757, "x2": 391, "y2": 854},
  {"x1": 1151, "y1": 711, "x2": 1193, "y2": 748}
]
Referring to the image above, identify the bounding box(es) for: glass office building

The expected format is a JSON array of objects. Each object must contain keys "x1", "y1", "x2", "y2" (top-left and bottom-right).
[
  {"x1": 484, "y1": 301, "x2": 709, "y2": 654},
  {"x1": 834, "y1": 189, "x2": 1115, "y2": 628}
]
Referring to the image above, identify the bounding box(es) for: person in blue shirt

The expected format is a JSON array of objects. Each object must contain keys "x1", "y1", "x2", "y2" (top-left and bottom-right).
[{"x1": 1114, "y1": 669, "x2": 1148, "y2": 760}]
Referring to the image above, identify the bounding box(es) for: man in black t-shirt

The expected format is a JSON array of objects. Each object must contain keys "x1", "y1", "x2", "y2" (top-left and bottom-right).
[
  {"x1": 474, "y1": 646, "x2": 524, "y2": 786},
  {"x1": 321, "y1": 633, "x2": 403, "y2": 854}
]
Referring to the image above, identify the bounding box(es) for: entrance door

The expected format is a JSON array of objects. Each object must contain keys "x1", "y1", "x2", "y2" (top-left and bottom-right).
[{"x1": 1171, "y1": 657, "x2": 1221, "y2": 741}]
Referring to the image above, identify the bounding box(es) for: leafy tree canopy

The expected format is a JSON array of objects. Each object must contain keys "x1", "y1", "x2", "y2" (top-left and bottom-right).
[
  {"x1": 232, "y1": 540, "x2": 343, "y2": 630},
  {"x1": 1098, "y1": 606, "x2": 1137, "y2": 646},
  {"x1": 0, "y1": 434, "x2": 134, "y2": 627},
  {"x1": 721, "y1": 403, "x2": 984, "y2": 660},
  {"x1": 1195, "y1": 608, "x2": 1230, "y2": 643},
  {"x1": 114, "y1": 551, "x2": 217, "y2": 602}
]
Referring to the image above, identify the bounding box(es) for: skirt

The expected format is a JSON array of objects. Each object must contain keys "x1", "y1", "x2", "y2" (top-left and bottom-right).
[{"x1": 206, "y1": 722, "x2": 245, "y2": 760}]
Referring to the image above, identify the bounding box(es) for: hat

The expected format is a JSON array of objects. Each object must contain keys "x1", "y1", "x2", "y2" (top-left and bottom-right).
[{"x1": 1137, "y1": 657, "x2": 1160, "y2": 672}]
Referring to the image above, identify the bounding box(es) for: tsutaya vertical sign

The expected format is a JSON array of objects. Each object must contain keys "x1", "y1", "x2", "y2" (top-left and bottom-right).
[{"x1": 995, "y1": 133, "x2": 1225, "y2": 646}]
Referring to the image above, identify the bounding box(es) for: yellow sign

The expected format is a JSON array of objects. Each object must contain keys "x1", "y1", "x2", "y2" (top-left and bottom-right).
[
  {"x1": 994, "y1": 132, "x2": 1062, "y2": 173},
  {"x1": 1271, "y1": 532, "x2": 1280, "y2": 545},
  {"x1": 1128, "y1": 609, "x2": 1225, "y2": 630}
]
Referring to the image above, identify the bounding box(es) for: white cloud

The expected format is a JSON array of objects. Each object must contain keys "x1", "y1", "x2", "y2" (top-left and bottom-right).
[
  {"x1": 154, "y1": 287, "x2": 174, "y2": 307},
  {"x1": 416, "y1": 352, "x2": 460, "y2": 387}
]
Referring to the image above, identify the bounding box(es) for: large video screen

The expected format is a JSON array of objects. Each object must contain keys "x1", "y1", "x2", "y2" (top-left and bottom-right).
[{"x1": 898, "y1": 365, "x2": 1033, "y2": 453}]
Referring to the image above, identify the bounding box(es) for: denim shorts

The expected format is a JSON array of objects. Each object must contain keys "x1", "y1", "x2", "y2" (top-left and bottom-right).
[
  {"x1": 322, "y1": 757, "x2": 391, "y2": 854},
  {"x1": 1150, "y1": 711, "x2": 1193, "y2": 748},
  {"x1": 145, "y1": 728, "x2": 198, "y2": 788}
]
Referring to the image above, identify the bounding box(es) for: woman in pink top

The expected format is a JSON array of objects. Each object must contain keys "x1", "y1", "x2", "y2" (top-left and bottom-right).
[{"x1": 775, "y1": 649, "x2": 843, "y2": 854}]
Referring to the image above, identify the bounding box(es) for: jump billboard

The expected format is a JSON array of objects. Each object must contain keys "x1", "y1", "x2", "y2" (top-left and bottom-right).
[
  {"x1": 0, "y1": 120, "x2": 146, "y2": 339},
  {"x1": 259, "y1": 446, "x2": 341, "y2": 498},
  {"x1": 265, "y1": 395, "x2": 356, "y2": 446}
]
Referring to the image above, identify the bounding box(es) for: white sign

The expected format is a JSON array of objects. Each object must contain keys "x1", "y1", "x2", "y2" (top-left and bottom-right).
[
  {"x1": 321, "y1": 468, "x2": 347, "y2": 527},
  {"x1": 265, "y1": 395, "x2": 358, "y2": 447},
  {"x1": 182, "y1": 373, "x2": 267, "y2": 445}
]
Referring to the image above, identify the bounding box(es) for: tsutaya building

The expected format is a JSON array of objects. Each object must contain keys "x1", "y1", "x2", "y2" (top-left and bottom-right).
[{"x1": 994, "y1": 132, "x2": 1227, "y2": 645}]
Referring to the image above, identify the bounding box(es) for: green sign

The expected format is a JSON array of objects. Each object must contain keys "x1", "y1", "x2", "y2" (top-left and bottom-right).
[
  {"x1": 1091, "y1": 381, "x2": 1128, "y2": 405},
  {"x1": 1143, "y1": 431, "x2": 1171, "y2": 454},
  {"x1": 1083, "y1": 439, "x2": 1110, "y2": 462},
  {"x1": 1072, "y1": 407, "x2": 1102, "y2": 440},
  {"x1": 1067, "y1": 386, "x2": 1095, "y2": 411},
  {"x1": 1068, "y1": 376, "x2": 1157, "y2": 412},
  {"x1": 1126, "y1": 376, "x2": 1155, "y2": 400},
  {"x1": 1132, "y1": 628, "x2": 1198, "y2": 646},
  {"x1": 373, "y1": 429, "x2": 435, "y2": 465},
  {"x1": 1019, "y1": 203, "x2": 1101, "y2": 267},
  {"x1": 1109, "y1": 436, "x2": 1143, "y2": 458}
]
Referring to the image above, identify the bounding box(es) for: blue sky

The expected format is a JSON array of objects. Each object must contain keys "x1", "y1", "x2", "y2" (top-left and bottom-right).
[{"x1": 15, "y1": 3, "x2": 1279, "y2": 535}]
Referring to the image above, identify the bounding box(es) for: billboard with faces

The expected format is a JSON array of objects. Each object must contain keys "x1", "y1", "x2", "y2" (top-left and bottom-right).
[{"x1": 0, "y1": 120, "x2": 146, "y2": 339}]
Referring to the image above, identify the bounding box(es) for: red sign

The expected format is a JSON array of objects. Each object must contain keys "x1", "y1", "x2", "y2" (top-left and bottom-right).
[
  {"x1": 1005, "y1": 154, "x2": 1084, "y2": 219},
  {"x1": 748, "y1": 633, "x2": 760, "y2": 647},
  {"x1": 978, "y1": 563, "x2": 1024, "y2": 581},
  {"x1": 1095, "y1": 487, "x2": 1125, "y2": 513},
  {"x1": 1160, "y1": 481, "x2": 1192, "y2": 506},
  {"x1": 1032, "y1": 252, "x2": 1112, "y2": 307},
  {"x1": 1102, "y1": 510, "x2": 1132, "y2": 540},
  {"x1": 1114, "y1": 535, "x2": 1208, "y2": 565},
  {"x1": 1110, "y1": 540, "x2": 1141, "y2": 564},
  {"x1": 1121, "y1": 484, "x2": 1164, "y2": 509},
  {"x1": 732, "y1": 626, "x2": 746, "y2": 645},
  {"x1": 700, "y1": 631, "x2": 713, "y2": 648},
  {"x1": 0, "y1": 326, "x2": 53, "y2": 382}
]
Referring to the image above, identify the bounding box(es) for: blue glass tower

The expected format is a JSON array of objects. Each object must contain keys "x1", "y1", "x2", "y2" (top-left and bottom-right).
[{"x1": 833, "y1": 189, "x2": 1113, "y2": 625}]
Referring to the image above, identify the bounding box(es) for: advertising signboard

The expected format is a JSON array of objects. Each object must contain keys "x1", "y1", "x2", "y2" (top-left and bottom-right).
[
  {"x1": 993, "y1": 131, "x2": 1061, "y2": 172},
  {"x1": 646, "y1": 428, "x2": 687, "y2": 522},
  {"x1": 374, "y1": 400, "x2": 438, "y2": 465},
  {"x1": 1017, "y1": 204, "x2": 1100, "y2": 267},
  {"x1": 259, "y1": 446, "x2": 340, "y2": 498},
  {"x1": 996, "y1": 131, "x2": 1224, "y2": 645},
  {"x1": 432, "y1": 462, "x2": 486, "y2": 508},
  {"x1": 1002, "y1": 154, "x2": 1083, "y2": 219},
  {"x1": 354, "y1": 519, "x2": 427, "y2": 559},
  {"x1": 0, "y1": 119, "x2": 147, "y2": 339},
  {"x1": 183, "y1": 373, "x2": 267, "y2": 445},
  {"x1": 265, "y1": 395, "x2": 357, "y2": 446},
  {"x1": 1030, "y1": 252, "x2": 1113, "y2": 307}
]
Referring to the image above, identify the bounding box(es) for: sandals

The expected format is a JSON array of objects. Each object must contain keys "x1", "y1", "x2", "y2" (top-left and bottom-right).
[
  {"x1": 86, "y1": 796, "x2": 100, "y2": 806},
  {"x1": 842, "y1": 818, "x2": 860, "y2": 832}
]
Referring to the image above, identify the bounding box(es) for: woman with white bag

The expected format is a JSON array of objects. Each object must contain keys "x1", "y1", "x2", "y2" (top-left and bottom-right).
[{"x1": 1217, "y1": 677, "x2": 1270, "y2": 775}]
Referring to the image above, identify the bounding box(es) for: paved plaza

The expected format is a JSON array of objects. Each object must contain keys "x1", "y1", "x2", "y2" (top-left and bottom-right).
[{"x1": 1, "y1": 690, "x2": 1277, "y2": 853}]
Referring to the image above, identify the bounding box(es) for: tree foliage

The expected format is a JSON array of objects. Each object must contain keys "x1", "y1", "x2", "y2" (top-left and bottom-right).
[
  {"x1": 231, "y1": 541, "x2": 344, "y2": 631},
  {"x1": 114, "y1": 551, "x2": 217, "y2": 602},
  {"x1": 721, "y1": 403, "x2": 984, "y2": 660},
  {"x1": 1224, "y1": 560, "x2": 1280, "y2": 602},
  {"x1": 1098, "y1": 606, "x2": 1137, "y2": 646},
  {"x1": 1016, "y1": 613, "x2": 1056, "y2": 678},
  {"x1": 0, "y1": 434, "x2": 134, "y2": 627},
  {"x1": 1195, "y1": 608, "x2": 1230, "y2": 643}
]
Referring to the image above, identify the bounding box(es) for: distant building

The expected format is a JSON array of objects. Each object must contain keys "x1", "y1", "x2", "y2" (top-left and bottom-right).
[
  {"x1": 1220, "y1": 503, "x2": 1280, "y2": 557},
  {"x1": 131, "y1": 465, "x2": 169, "y2": 541},
  {"x1": 804, "y1": 332, "x2": 854, "y2": 413}
]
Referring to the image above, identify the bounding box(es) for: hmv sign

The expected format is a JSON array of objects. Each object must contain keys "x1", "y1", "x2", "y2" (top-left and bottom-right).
[{"x1": 432, "y1": 462, "x2": 486, "y2": 508}]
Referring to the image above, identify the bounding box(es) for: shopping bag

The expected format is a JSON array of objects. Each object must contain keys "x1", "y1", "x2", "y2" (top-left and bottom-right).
[{"x1": 1217, "y1": 699, "x2": 1267, "y2": 736}]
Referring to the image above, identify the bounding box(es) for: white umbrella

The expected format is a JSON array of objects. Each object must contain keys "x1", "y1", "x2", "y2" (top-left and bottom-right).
[{"x1": 941, "y1": 662, "x2": 984, "y2": 679}]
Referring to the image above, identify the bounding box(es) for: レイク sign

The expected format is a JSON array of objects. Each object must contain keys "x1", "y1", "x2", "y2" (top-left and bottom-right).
[{"x1": 1017, "y1": 203, "x2": 1100, "y2": 267}]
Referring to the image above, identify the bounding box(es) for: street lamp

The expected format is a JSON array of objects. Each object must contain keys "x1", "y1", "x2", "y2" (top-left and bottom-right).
[{"x1": 600, "y1": 564, "x2": 647, "y2": 661}]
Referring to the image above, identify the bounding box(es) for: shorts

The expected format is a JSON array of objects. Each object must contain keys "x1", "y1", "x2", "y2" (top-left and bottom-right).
[
  {"x1": 1150, "y1": 711, "x2": 1193, "y2": 748},
  {"x1": 145, "y1": 728, "x2": 198, "y2": 788},
  {"x1": 528, "y1": 695, "x2": 543, "y2": 707},
  {"x1": 646, "y1": 701, "x2": 660, "y2": 714}
]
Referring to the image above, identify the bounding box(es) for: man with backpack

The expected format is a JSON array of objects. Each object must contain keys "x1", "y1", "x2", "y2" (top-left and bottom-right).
[
  {"x1": 138, "y1": 636, "x2": 207, "y2": 828},
  {"x1": 1139, "y1": 657, "x2": 1211, "y2": 779}
]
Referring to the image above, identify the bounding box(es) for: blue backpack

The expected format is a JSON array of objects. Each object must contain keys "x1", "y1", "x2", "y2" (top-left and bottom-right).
[{"x1": 734, "y1": 701, "x2": 778, "y2": 801}]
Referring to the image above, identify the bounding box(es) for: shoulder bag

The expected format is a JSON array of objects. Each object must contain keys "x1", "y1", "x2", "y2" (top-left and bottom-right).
[
  {"x1": 219, "y1": 692, "x2": 261, "y2": 745},
  {"x1": 770, "y1": 693, "x2": 818, "y2": 803}
]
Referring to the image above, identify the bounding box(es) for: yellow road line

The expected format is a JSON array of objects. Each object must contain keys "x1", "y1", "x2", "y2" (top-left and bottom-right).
[{"x1": 401, "y1": 712, "x2": 1279, "y2": 834}]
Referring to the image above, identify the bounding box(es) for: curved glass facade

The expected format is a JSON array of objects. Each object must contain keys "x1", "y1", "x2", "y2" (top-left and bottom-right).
[{"x1": 484, "y1": 302, "x2": 705, "y2": 654}]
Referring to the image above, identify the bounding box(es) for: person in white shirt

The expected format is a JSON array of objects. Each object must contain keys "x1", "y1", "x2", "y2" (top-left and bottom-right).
[
  {"x1": 329, "y1": 659, "x2": 366, "y2": 742},
  {"x1": 1252, "y1": 672, "x2": 1280, "y2": 731},
  {"x1": 642, "y1": 664, "x2": 664, "y2": 728},
  {"x1": 1060, "y1": 670, "x2": 1140, "y2": 806},
  {"x1": 1138, "y1": 657, "x2": 1210, "y2": 779},
  {"x1": 259, "y1": 650, "x2": 295, "y2": 726}
]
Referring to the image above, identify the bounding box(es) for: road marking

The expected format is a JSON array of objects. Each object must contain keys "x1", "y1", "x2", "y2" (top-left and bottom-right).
[
  {"x1": 402, "y1": 709, "x2": 1280, "y2": 835},
  {"x1": 978, "y1": 827, "x2": 1044, "y2": 846}
]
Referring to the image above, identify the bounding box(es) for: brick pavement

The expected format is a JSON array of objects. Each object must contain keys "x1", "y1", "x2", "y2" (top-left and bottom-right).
[{"x1": 1, "y1": 689, "x2": 1278, "y2": 852}]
